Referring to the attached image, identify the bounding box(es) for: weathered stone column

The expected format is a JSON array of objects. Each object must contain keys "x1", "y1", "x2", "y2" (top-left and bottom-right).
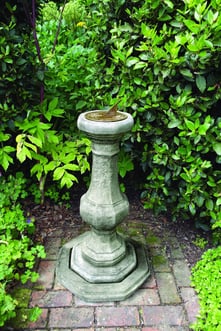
[{"x1": 57, "y1": 109, "x2": 150, "y2": 302}]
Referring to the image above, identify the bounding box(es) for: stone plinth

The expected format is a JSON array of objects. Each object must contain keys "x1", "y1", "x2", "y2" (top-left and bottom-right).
[{"x1": 57, "y1": 110, "x2": 150, "y2": 302}]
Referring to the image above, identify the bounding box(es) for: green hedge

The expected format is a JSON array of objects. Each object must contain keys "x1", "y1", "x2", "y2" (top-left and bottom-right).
[
  {"x1": 0, "y1": 1, "x2": 92, "y2": 201},
  {"x1": 1, "y1": 0, "x2": 221, "y2": 233},
  {"x1": 0, "y1": 2, "x2": 40, "y2": 171},
  {"x1": 0, "y1": 173, "x2": 45, "y2": 327},
  {"x1": 83, "y1": 0, "x2": 221, "y2": 232},
  {"x1": 191, "y1": 246, "x2": 221, "y2": 330}
]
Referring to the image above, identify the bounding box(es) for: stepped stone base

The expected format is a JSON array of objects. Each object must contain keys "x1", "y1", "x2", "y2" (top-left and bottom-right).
[{"x1": 56, "y1": 232, "x2": 150, "y2": 302}]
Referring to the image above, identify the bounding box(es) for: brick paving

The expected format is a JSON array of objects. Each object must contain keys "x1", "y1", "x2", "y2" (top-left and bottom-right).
[{"x1": 22, "y1": 218, "x2": 200, "y2": 331}]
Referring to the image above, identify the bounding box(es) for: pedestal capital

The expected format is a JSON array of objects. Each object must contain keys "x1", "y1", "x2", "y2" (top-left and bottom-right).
[{"x1": 77, "y1": 110, "x2": 134, "y2": 141}]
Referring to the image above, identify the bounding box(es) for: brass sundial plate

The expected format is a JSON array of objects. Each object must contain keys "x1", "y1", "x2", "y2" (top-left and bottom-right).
[{"x1": 85, "y1": 111, "x2": 128, "y2": 122}]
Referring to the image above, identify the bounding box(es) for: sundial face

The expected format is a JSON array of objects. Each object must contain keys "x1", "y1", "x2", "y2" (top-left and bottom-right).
[{"x1": 85, "y1": 111, "x2": 128, "y2": 122}]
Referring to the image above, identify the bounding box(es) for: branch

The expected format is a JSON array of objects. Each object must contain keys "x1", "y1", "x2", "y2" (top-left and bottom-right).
[
  {"x1": 52, "y1": 0, "x2": 68, "y2": 54},
  {"x1": 31, "y1": 0, "x2": 43, "y2": 64},
  {"x1": 23, "y1": 0, "x2": 44, "y2": 103}
]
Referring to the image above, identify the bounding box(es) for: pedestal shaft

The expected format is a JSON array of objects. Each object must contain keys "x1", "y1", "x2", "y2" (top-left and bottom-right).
[
  {"x1": 57, "y1": 110, "x2": 150, "y2": 302},
  {"x1": 86, "y1": 141, "x2": 122, "y2": 205},
  {"x1": 80, "y1": 140, "x2": 129, "y2": 231},
  {"x1": 73, "y1": 137, "x2": 135, "y2": 278}
]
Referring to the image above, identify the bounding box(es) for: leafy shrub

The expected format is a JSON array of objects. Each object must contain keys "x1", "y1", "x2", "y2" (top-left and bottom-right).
[
  {"x1": 63, "y1": 0, "x2": 86, "y2": 27},
  {"x1": 0, "y1": 173, "x2": 45, "y2": 327},
  {"x1": 0, "y1": 0, "x2": 131, "y2": 195},
  {"x1": 191, "y1": 246, "x2": 221, "y2": 330},
  {"x1": 84, "y1": 0, "x2": 221, "y2": 231},
  {"x1": 8, "y1": 0, "x2": 100, "y2": 199},
  {"x1": 15, "y1": 97, "x2": 91, "y2": 203},
  {"x1": 36, "y1": 0, "x2": 103, "y2": 130},
  {"x1": 0, "y1": 3, "x2": 39, "y2": 174},
  {"x1": 0, "y1": 3, "x2": 39, "y2": 119},
  {"x1": 3, "y1": 0, "x2": 221, "y2": 232},
  {"x1": 34, "y1": 0, "x2": 221, "y2": 229},
  {"x1": 29, "y1": 182, "x2": 71, "y2": 206},
  {"x1": 40, "y1": 1, "x2": 60, "y2": 21}
]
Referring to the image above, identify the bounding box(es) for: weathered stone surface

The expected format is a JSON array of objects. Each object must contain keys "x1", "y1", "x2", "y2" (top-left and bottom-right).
[
  {"x1": 49, "y1": 307, "x2": 94, "y2": 328},
  {"x1": 44, "y1": 237, "x2": 61, "y2": 260},
  {"x1": 180, "y1": 287, "x2": 200, "y2": 323},
  {"x1": 173, "y1": 260, "x2": 191, "y2": 286},
  {"x1": 35, "y1": 260, "x2": 55, "y2": 289},
  {"x1": 57, "y1": 239, "x2": 150, "y2": 302},
  {"x1": 96, "y1": 306, "x2": 140, "y2": 327},
  {"x1": 155, "y1": 272, "x2": 181, "y2": 304},
  {"x1": 30, "y1": 290, "x2": 72, "y2": 308},
  {"x1": 119, "y1": 289, "x2": 160, "y2": 306},
  {"x1": 170, "y1": 246, "x2": 185, "y2": 259},
  {"x1": 142, "y1": 306, "x2": 187, "y2": 326}
]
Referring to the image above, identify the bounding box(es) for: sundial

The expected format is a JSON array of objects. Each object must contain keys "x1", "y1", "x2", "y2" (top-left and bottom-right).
[
  {"x1": 57, "y1": 105, "x2": 150, "y2": 302},
  {"x1": 85, "y1": 102, "x2": 128, "y2": 122}
]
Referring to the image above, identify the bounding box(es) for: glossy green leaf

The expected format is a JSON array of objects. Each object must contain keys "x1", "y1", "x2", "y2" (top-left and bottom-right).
[
  {"x1": 168, "y1": 119, "x2": 181, "y2": 128},
  {"x1": 53, "y1": 167, "x2": 65, "y2": 180},
  {"x1": 213, "y1": 143, "x2": 221, "y2": 155},
  {"x1": 184, "y1": 119, "x2": 195, "y2": 131},
  {"x1": 196, "y1": 75, "x2": 206, "y2": 93},
  {"x1": 48, "y1": 97, "x2": 58, "y2": 111},
  {"x1": 126, "y1": 57, "x2": 139, "y2": 67}
]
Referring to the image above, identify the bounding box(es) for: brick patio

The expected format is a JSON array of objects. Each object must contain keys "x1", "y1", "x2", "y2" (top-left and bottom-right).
[{"x1": 21, "y1": 217, "x2": 200, "y2": 331}]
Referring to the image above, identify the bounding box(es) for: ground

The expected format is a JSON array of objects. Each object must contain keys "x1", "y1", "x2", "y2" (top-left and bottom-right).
[
  {"x1": 2, "y1": 186, "x2": 205, "y2": 330},
  {"x1": 25, "y1": 186, "x2": 211, "y2": 269}
]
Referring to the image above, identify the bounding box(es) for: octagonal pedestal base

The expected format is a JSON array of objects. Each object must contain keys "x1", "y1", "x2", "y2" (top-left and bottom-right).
[
  {"x1": 56, "y1": 232, "x2": 150, "y2": 302},
  {"x1": 70, "y1": 232, "x2": 137, "y2": 283}
]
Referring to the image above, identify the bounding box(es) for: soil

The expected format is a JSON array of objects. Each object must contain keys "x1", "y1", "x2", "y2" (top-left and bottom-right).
[{"x1": 24, "y1": 187, "x2": 212, "y2": 270}]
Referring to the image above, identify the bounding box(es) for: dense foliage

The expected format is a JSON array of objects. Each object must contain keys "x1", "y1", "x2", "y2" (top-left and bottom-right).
[
  {"x1": 82, "y1": 0, "x2": 221, "y2": 233},
  {"x1": 26, "y1": 0, "x2": 221, "y2": 234},
  {"x1": 1, "y1": 0, "x2": 221, "y2": 230},
  {"x1": 0, "y1": 1, "x2": 92, "y2": 203},
  {"x1": 0, "y1": 2, "x2": 38, "y2": 172},
  {"x1": 191, "y1": 246, "x2": 221, "y2": 330},
  {"x1": 0, "y1": 173, "x2": 45, "y2": 326}
]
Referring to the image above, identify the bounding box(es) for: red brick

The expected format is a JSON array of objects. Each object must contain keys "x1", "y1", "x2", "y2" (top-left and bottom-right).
[
  {"x1": 155, "y1": 272, "x2": 181, "y2": 304},
  {"x1": 96, "y1": 329, "x2": 139, "y2": 331},
  {"x1": 34, "y1": 330, "x2": 76, "y2": 331},
  {"x1": 44, "y1": 237, "x2": 61, "y2": 260},
  {"x1": 173, "y1": 260, "x2": 191, "y2": 286},
  {"x1": 49, "y1": 307, "x2": 94, "y2": 328},
  {"x1": 75, "y1": 296, "x2": 114, "y2": 307},
  {"x1": 120, "y1": 289, "x2": 160, "y2": 306},
  {"x1": 30, "y1": 290, "x2": 72, "y2": 308},
  {"x1": 142, "y1": 328, "x2": 160, "y2": 331},
  {"x1": 96, "y1": 306, "x2": 140, "y2": 327},
  {"x1": 159, "y1": 328, "x2": 188, "y2": 331},
  {"x1": 142, "y1": 275, "x2": 157, "y2": 289},
  {"x1": 36, "y1": 260, "x2": 56, "y2": 289},
  {"x1": 142, "y1": 306, "x2": 187, "y2": 326},
  {"x1": 180, "y1": 287, "x2": 200, "y2": 323}
]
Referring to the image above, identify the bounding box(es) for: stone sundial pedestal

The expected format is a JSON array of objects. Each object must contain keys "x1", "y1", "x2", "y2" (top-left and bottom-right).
[{"x1": 57, "y1": 109, "x2": 150, "y2": 302}]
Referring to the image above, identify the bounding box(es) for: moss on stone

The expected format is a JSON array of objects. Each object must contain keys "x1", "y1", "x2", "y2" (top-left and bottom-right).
[{"x1": 6, "y1": 288, "x2": 41, "y2": 329}]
